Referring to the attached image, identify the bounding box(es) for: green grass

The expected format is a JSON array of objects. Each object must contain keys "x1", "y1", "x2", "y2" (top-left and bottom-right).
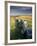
[{"x1": 10, "y1": 15, "x2": 32, "y2": 40}]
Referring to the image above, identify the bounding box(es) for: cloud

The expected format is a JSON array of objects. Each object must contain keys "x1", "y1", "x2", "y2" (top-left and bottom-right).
[{"x1": 10, "y1": 6, "x2": 32, "y2": 16}]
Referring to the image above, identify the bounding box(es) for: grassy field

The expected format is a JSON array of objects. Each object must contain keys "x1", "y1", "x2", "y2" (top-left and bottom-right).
[
  {"x1": 10, "y1": 15, "x2": 32, "y2": 32},
  {"x1": 10, "y1": 15, "x2": 32, "y2": 40}
]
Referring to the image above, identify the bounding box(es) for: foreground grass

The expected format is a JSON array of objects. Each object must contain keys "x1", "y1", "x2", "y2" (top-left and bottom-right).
[{"x1": 10, "y1": 15, "x2": 32, "y2": 40}]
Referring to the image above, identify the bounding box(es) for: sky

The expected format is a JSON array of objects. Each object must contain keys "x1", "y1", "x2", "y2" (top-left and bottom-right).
[{"x1": 10, "y1": 6, "x2": 32, "y2": 16}]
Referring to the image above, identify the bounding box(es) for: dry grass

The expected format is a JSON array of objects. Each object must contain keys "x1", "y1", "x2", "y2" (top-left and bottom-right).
[{"x1": 10, "y1": 15, "x2": 32, "y2": 31}]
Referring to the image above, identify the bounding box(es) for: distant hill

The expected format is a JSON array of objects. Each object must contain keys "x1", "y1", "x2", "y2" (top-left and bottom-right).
[{"x1": 10, "y1": 15, "x2": 32, "y2": 20}]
